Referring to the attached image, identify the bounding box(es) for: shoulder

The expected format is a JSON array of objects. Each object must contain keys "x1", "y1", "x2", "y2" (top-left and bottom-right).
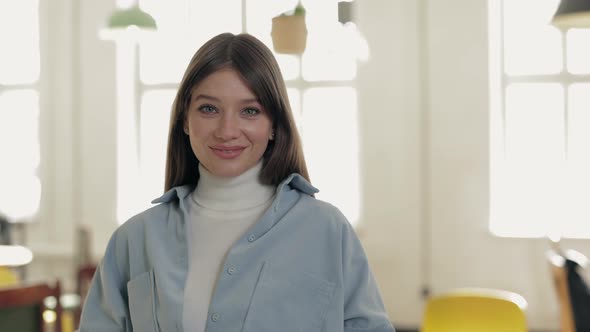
[
  {"x1": 297, "y1": 195, "x2": 346, "y2": 219},
  {"x1": 289, "y1": 195, "x2": 353, "y2": 235},
  {"x1": 280, "y1": 174, "x2": 348, "y2": 224},
  {"x1": 105, "y1": 184, "x2": 191, "y2": 255},
  {"x1": 108, "y1": 200, "x2": 182, "y2": 255},
  {"x1": 104, "y1": 201, "x2": 184, "y2": 278},
  {"x1": 117, "y1": 202, "x2": 175, "y2": 235}
]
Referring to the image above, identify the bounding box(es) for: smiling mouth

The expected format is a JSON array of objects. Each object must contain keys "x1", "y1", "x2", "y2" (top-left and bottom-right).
[{"x1": 210, "y1": 146, "x2": 246, "y2": 159}]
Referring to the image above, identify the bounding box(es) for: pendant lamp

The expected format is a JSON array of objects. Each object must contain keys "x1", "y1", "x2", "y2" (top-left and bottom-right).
[
  {"x1": 552, "y1": 0, "x2": 590, "y2": 28},
  {"x1": 107, "y1": 5, "x2": 157, "y2": 30}
]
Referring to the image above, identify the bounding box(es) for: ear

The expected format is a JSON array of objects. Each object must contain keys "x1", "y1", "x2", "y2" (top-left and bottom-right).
[{"x1": 183, "y1": 118, "x2": 189, "y2": 135}]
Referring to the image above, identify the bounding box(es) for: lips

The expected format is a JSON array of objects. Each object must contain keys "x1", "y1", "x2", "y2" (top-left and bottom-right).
[{"x1": 210, "y1": 145, "x2": 246, "y2": 159}]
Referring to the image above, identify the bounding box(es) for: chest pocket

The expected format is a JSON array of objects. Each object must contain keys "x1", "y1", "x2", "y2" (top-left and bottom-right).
[
  {"x1": 242, "y1": 262, "x2": 336, "y2": 332},
  {"x1": 127, "y1": 270, "x2": 160, "y2": 332}
]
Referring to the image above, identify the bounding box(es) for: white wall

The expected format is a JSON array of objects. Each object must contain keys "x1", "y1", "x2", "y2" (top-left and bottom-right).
[
  {"x1": 20, "y1": 0, "x2": 590, "y2": 330},
  {"x1": 24, "y1": 0, "x2": 117, "y2": 291},
  {"x1": 356, "y1": 0, "x2": 423, "y2": 327}
]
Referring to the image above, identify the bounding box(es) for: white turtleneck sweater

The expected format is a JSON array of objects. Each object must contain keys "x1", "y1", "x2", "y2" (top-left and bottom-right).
[{"x1": 182, "y1": 161, "x2": 276, "y2": 332}]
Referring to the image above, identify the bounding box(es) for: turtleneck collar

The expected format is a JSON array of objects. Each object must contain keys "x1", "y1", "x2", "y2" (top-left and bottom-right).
[{"x1": 192, "y1": 161, "x2": 276, "y2": 212}]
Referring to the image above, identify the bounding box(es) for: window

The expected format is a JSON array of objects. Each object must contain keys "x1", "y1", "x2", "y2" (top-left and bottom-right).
[
  {"x1": 0, "y1": 0, "x2": 42, "y2": 221},
  {"x1": 489, "y1": 0, "x2": 590, "y2": 238},
  {"x1": 116, "y1": 0, "x2": 363, "y2": 226}
]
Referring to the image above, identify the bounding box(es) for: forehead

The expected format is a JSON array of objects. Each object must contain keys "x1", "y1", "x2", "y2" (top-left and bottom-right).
[{"x1": 191, "y1": 68, "x2": 257, "y2": 99}]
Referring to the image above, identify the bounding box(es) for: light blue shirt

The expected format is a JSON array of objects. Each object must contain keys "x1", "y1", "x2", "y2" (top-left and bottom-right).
[{"x1": 78, "y1": 174, "x2": 395, "y2": 332}]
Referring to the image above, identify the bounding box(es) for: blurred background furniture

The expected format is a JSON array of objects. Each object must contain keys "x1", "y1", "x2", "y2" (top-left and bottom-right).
[
  {"x1": 547, "y1": 249, "x2": 576, "y2": 332},
  {"x1": 0, "y1": 266, "x2": 19, "y2": 287},
  {"x1": 420, "y1": 288, "x2": 528, "y2": 332},
  {"x1": 548, "y1": 248, "x2": 590, "y2": 332},
  {"x1": 0, "y1": 214, "x2": 35, "y2": 281},
  {"x1": 0, "y1": 281, "x2": 62, "y2": 332},
  {"x1": 71, "y1": 225, "x2": 98, "y2": 329},
  {"x1": 73, "y1": 264, "x2": 97, "y2": 328}
]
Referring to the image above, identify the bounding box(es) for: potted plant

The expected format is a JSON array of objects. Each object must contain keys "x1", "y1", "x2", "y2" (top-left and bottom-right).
[{"x1": 271, "y1": 2, "x2": 307, "y2": 54}]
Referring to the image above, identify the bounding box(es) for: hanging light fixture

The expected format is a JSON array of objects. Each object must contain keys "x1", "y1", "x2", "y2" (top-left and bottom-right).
[
  {"x1": 552, "y1": 0, "x2": 590, "y2": 28},
  {"x1": 100, "y1": 4, "x2": 157, "y2": 42},
  {"x1": 107, "y1": 5, "x2": 157, "y2": 30}
]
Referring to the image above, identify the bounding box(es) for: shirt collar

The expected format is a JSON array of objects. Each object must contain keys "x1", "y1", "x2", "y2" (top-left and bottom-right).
[{"x1": 151, "y1": 173, "x2": 318, "y2": 205}]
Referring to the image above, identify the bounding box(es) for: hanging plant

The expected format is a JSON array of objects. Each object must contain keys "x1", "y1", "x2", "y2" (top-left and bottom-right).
[{"x1": 271, "y1": 2, "x2": 308, "y2": 54}]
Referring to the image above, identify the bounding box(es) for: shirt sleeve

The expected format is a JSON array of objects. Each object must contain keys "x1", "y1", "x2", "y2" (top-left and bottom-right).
[
  {"x1": 341, "y1": 219, "x2": 395, "y2": 332},
  {"x1": 77, "y1": 229, "x2": 132, "y2": 332}
]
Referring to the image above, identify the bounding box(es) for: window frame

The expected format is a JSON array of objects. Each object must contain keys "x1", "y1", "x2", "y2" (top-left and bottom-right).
[{"x1": 489, "y1": 0, "x2": 590, "y2": 239}]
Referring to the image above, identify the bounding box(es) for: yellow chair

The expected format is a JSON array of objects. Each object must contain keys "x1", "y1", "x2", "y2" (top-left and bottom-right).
[
  {"x1": 0, "y1": 266, "x2": 19, "y2": 287},
  {"x1": 420, "y1": 288, "x2": 528, "y2": 332}
]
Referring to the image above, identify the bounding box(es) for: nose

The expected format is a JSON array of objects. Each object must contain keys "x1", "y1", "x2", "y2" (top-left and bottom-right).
[{"x1": 214, "y1": 113, "x2": 240, "y2": 141}]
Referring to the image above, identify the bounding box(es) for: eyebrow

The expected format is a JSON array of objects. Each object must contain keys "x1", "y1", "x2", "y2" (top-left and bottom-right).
[{"x1": 193, "y1": 94, "x2": 260, "y2": 104}]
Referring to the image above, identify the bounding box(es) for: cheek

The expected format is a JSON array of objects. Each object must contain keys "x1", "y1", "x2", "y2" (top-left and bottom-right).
[
  {"x1": 246, "y1": 123, "x2": 272, "y2": 145},
  {"x1": 187, "y1": 117, "x2": 211, "y2": 137}
]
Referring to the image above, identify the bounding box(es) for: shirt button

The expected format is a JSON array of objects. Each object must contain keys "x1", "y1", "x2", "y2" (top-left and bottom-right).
[
  {"x1": 211, "y1": 313, "x2": 220, "y2": 322},
  {"x1": 227, "y1": 266, "x2": 236, "y2": 275},
  {"x1": 248, "y1": 234, "x2": 256, "y2": 242}
]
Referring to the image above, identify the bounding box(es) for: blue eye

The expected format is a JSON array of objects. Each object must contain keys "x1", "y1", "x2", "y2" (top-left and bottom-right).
[
  {"x1": 198, "y1": 105, "x2": 217, "y2": 114},
  {"x1": 242, "y1": 108, "x2": 260, "y2": 116}
]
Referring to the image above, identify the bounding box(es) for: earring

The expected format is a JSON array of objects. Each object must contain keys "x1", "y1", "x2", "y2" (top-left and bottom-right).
[
  {"x1": 269, "y1": 131, "x2": 275, "y2": 140},
  {"x1": 184, "y1": 127, "x2": 189, "y2": 135}
]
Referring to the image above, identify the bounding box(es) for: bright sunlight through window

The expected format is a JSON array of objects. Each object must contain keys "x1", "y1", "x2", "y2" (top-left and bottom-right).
[
  {"x1": 0, "y1": 0, "x2": 41, "y2": 221},
  {"x1": 489, "y1": 0, "x2": 590, "y2": 238}
]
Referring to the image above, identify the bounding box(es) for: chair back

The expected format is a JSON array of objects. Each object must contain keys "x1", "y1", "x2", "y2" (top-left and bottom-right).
[
  {"x1": 548, "y1": 248, "x2": 590, "y2": 332},
  {"x1": 420, "y1": 288, "x2": 527, "y2": 332},
  {"x1": 0, "y1": 281, "x2": 62, "y2": 332},
  {"x1": 0, "y1": 266, "x2": 19, "y2": 287},
  {"x1": 547, "y1": 249, "x2": 576, "y2": 332}
]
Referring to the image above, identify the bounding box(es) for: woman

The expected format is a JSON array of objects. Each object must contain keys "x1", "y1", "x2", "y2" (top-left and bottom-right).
[{"x1": 79, "y1": 32, "x2": 395, "y2": 332}]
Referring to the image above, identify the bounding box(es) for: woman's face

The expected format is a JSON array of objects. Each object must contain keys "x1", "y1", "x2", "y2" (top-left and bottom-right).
[{"x1": 185, "y1": 67, "x2": 273, "y2": 178}]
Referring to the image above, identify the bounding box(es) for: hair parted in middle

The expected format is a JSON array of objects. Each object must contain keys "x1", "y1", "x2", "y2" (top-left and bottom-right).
[{"x1": 164, "y1": 32, "x2": 309, "y2": 191}]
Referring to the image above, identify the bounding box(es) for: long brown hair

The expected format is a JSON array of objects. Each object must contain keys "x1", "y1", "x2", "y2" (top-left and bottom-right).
[{"x1": 164, "y1": 33, "x2": 309, "y2": 191}]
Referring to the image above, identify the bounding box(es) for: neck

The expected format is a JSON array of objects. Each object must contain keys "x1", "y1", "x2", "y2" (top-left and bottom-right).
[{"x1": 193, "y1": 161, "x2": 275, "y2": 211}]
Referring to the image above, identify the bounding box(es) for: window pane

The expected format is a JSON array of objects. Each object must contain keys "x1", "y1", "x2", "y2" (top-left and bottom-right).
[
  {"x1": 567, "y1": 29, "x2": 590, "y2": 75},
  {"x1": 491, "y1": 83, "x2": 565, "y2": 237},
  {"x1": 138, "y1": 0, "x2": 190, "y2": 83},
  {"x1": 139, "y1": 0, "x2": 242, "y2": 84},
  {"x1": 0, "y1": 90, "x2": 40, "y2": 170},
  {"x1": 139, "y1": 0, "x2": 187, "y2": 33},
  {"x1": 302, "y1": 87, "x2": 359, "y2": 224},
  {"x1": 301, "y1": 27, "x2": 357, "y2": 81},
  {"x1": 276, "y1": 55, "x2": 301, "y2": 81},
  {"x1": 565, "y1": 84, "x2": 590, "y2": 237},
  {"x1": 0, "y1": 0, "x2": 40, "y2": 84},
  {"x1": 286, "y1": 88, "x2": 302, "y2": 131},
  {"x1": 187, "y1": 0, "x2": 242, "y2": 39},
  {"x1": 505, "y1": 83, "x2": 565, "y2": 162},
  {"x1": 503, "y1": 0, "x2": 562, "y2": 75},
  {"x1": 300, "y1": 0, "x2": 357, "y2": 81},
  {"x1": 568, "y1": 84, "x2": 590, "y2": 163},
  {"x1": 0, "y1": 90, "x2": 41, "y2": 219},
  {"x1": 139, "y1": 90, "x2": 176, "y2": 202},
  {"x1": 139, "y1": 36, "x2": 195, "y2": 84}
]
